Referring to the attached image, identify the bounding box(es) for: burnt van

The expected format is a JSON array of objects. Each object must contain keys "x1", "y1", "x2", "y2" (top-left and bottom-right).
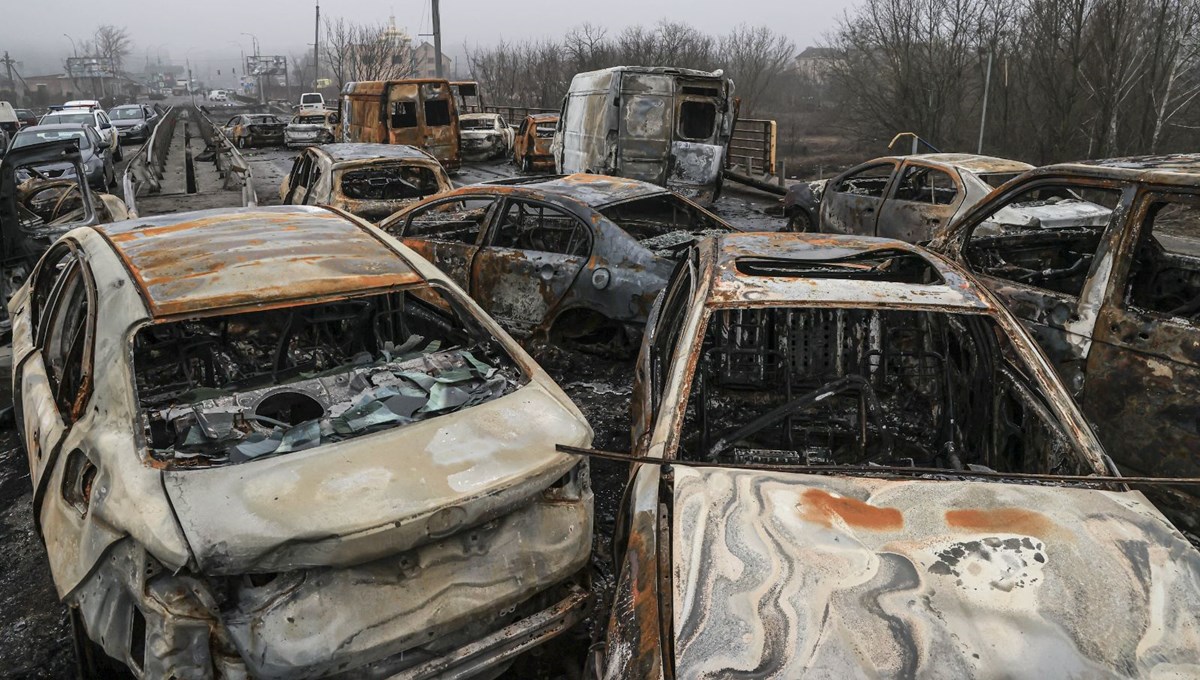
[
  {"x1": 551, "y1": 66, "x2": 735, "y2": 205},
  {"x1": 340, "y1": 79, "x2": 462, "y2": 170}
]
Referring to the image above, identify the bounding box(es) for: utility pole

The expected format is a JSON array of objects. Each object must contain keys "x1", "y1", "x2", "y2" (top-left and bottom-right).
[
  {"x1": 313, "y1": 0, "x2": 320, "y2": 90},
  {"x1": 186, "y1": 58, "x2": 196, "y2": 108},
  {"x1": 977, "y1": 49, "x2": 993, "y2": 154},
  {"x1": 432, "y1": 0, "x2": 443, "y2": 78},
  {"x1": 2, "y1": 52, "x2": 20, "y2": 106}
]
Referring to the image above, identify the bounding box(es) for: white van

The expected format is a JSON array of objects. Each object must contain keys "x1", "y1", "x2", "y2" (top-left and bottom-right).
[
  {"x1": 299, "y1": 92, "x2": 325, "y2": 111},
  {"x1": 552, "y1": 66, "x2": 736, "y2": 205}
]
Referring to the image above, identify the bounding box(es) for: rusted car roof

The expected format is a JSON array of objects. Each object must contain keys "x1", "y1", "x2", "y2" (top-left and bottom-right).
[
  {"x1": 316, "y1": 143, "x2": 437, "y2": 165},
  {"x1": 95, "y1": 206, "x2": 419, "y2": 318},
  {"x1": 708, "y1": 232, "x2": 992, "y2": 310},
  {"x1": 476, "y1": 173, "x2": 668, "y2": 208},
  {"x1": 1044, "y1": 153, "x2": 1200, "y2": 184},
  {"x1": 575, "y1": 65, "x2": 727, "y2": 80},
  {"x1": 671, "y1": 466, "x2": 1200, "y2": 677}
]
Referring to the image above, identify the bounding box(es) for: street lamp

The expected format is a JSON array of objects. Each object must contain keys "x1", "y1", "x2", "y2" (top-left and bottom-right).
[{"x1": 240, "y1": 32, "x2": 264, "y2": 103}]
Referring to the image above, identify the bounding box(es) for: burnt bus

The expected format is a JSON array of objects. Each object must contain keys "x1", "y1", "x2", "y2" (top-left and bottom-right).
[
  {"x1": 341, "y1": 79, "x2": 462, "y2": 170},
  {"x1": 551, "y1": 66, "x2": 735, "y2": 205}
]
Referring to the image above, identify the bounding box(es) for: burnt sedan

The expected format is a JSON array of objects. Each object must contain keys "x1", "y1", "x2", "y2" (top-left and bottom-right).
[
  {"x1": 11, "y1": 206, "x2": 593, "y2": 679},
  {"x1": 377, "y1": 173, "x2": 735, "y2": 349},
  {"x1": 596, "y1": 233, "x2": 1200, "y2": 678},
  {"x1": 222, "y1": 113, "x2": 287, "y2": 148}
]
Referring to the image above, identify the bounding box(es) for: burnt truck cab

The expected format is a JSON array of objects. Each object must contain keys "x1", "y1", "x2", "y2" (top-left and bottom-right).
[
  {"x1": 341, "y1": 79, "x2": 462, "y2": 171},
  {"x1": 552, "y1": 66, "x2": 735, "y2": 206}
]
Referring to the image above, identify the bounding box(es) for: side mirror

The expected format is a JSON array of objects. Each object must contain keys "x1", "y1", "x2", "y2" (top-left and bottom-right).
[
  {"x1": 100, "y1": 121, "x2": 112, "y2": 129},
  {"x1": 97, "y1": 138, "x2": 111, "y2": 149}
]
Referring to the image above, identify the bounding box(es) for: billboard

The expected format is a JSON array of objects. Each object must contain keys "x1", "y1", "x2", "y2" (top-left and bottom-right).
[
  {"x1": 66, "y1": 57, "x2": 115, "y2": 79},
  {"x1": 245, "y1": 55, "x2": 287, "y2": 76}
]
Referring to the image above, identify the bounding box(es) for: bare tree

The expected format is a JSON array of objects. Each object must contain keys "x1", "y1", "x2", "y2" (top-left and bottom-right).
[
  {"x1": 93, "y1": 25, "x2": 131, "y2": 74},
  {"x1": 322, "y1": 17, "x2": 414, "y2": 92},
  {"x1": 720, "y1": 25, "x2": 795, "y2": 116}
]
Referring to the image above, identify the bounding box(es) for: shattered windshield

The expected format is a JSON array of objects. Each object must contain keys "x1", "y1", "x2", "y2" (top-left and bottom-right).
[
  {"x1": 340, "y1": 164, "x2": 442, "y2": 201},
  {"x1": 678, "y1": 306, "x2": 1099, "y2": 477},
  {"x1": 461, "y1": 118, "x2": 495, "y2": 130},
  {"x1": 41, "y1": 113, "x2": 92, "y2": 126},
  {"x1": 601, "y1": 194, "x2": 731, "y2": 258},
  {"x1": 11, "y1": 129, "x2": 89, "y2": 149},
  {"x1": 535, "y1": 124, "x2": 557, "y2": 138},
  {"x1": 133, "y1": 284, "x2": 525, "y2": 468},
  {"x1": 293, "y1": 115, "x2": 327, "y2": 125}
]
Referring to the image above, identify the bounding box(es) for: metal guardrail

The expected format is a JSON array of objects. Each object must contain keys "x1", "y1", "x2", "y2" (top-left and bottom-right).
[
  {"x1": 190, "y1": 105, "x2": 258, "y2": 207},
  {"x1": 472, "y1": 104, "x2": 556, "y2": 123},
  {"x1": 122, "y1": 106, "x2": 178, "y2": 218},
  {"x1": 726, "y1": 118, "x2": 778, "y2": 180}
]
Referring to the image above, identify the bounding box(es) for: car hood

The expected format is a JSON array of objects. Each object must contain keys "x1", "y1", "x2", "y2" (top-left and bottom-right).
[
  {"x1": 462, "y1": 129, "x2": 501, "y2": 140},
  {"x1": 163, "y1": 380, "x2": 590, "y2": 574},
  {"x1": 990, "y1": 199, "x2": 1112, "y2": 230},
  {"x1": 112, "y1": 119, "x2": 146, "y2": 128},
  {"x1": 670, "y1": 466, "x2": 1200, "y2": 678}
]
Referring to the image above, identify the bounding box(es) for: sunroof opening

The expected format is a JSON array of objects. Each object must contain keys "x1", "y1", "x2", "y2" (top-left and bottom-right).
[{"x1": 734, "y1": 249, "x2": 943, "y2": 284}]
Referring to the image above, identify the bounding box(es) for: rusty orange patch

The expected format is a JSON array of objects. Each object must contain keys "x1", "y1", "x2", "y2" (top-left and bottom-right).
[
  {"x1": 945, "y1": 508, "x2": 1055, "y2": 538},
  {"x1": 800, "y1": 488, "x2": 903, "y2": 531}
]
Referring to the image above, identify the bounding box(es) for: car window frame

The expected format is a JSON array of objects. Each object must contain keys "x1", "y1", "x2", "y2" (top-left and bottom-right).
[
  {"x1": 891, "y1": 161, "x2": 962, "y2": 206},
  {"x1": 831, "y1": 160, "x2": 899, "y2": 198},
  {"x1": 1115, "y1": 187, "x2": 1200, "y2": 322},
  {"x1": 486, "y1": 196, "x2": 593, "y2": 258},
  {"x1": 38, "y1": 252, "x2": 97, "y2": 423},
  {"x1": 393, "y1": 194, "x2": 502, "y2": 245}
]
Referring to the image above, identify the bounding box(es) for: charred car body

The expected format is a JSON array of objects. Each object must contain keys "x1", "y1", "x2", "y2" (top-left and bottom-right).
[
  {"x1": 600, "y1": 232, "x2": 1200, "y2": 678},
  {"x1": 820, "y1": 153, "x2": 1033, "y2": 242},
  {"x1": 279, "y1": 143, "x2": 453, "y2": 221},
  {"x1": 513, "y1": 113, "x2": 558, "y2": 172},
  {"x1": 1, "y1": 138, "x2": 128, "y2": 334},
  {"x1": 552, "y1": 66, "x2": 735, "y2": 205},
  {"x1": 930, "y1": 154, "x2": 1200, "y2": 531},
  {"x1": 11, "y1": 206, "x2": 594, "y2": 678},
  {"x1": 460, "y1": 113, "x2": 513, "y2": 161},
  {"x1": 222, "y1": 114, "x2": 287, "y2": 149},
  {"x1": 341, "y1": 79, "x2": 462, "y2": 170},
  {"x1": 284, "y1": 109, "x2": 339, "y2": 148},
  {"x1": 378, "y1": 174, "x2": 735, "y2": 347}
]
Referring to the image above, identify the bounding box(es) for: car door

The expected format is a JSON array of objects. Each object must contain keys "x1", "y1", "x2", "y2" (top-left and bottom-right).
[
  {"x1": 389, "y1": 195, "x2": 500, "y2": 289},
  {"x1": 471, "y1": 198, "x2": 591, "y2": 330},
  {"x1": 617, "y1": 73, "x2": 673, "y2": 184},
  {"x1": 96, "y1": 111, "x2": 116, "y2": 148},
  {"x1": 283, "y1": 151, "x2": 315, "y2": 204},
  {"x1": 819, "y1": 161, "x2": 898, "y2": 235},
  {"x1": 1083, "y1": 189, "x2": 1200, "y2": 521},
  {"x1": 952, "y1": 177, "x2": 1128, "y2": 393},
  {"x1": 17, "y1": 246, "x2": 95, "y2": 500},
  {"x1": 875, "y1": 161, "x2": 962, "y2": 243}
]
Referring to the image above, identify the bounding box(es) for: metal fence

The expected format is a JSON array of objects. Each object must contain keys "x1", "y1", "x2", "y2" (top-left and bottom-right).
[
  {"x1": 122, "y1": 106, "x2": 178, "y2": 218},
  {"x1": 726, "y1": 118, "x2": 778, "y2": 180},
  {"x1": 191, "y1": 105, "x2": 258, "y2": 207}
]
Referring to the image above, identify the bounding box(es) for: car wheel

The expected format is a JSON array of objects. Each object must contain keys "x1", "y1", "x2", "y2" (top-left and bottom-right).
[
  {"x1": 787, "y1": 210, "x2": 814, "y2": 233},
  {"x1": 113, "y1": 141, "x2": 122, "y2": 162},
  {"x1": 236, "y1": 136, "x2": 247, "y2": 149}
]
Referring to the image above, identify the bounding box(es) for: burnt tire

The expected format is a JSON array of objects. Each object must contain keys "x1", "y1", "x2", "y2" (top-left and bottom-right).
[
  {"x1": 113, "y1": 143, "x2": 123, "y2": 162},
  {"x1": 787, "y1": 210, "x2": 814, "y2": 233},
  {"x1": 236, "y1": 135, "x2": 247, "y2": 149},
  {"x1": 70, "y1": 607, "x2": 133, "y2": 680}
]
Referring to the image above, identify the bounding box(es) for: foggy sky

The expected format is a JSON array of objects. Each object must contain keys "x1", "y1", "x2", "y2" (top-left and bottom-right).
[{"x1": 0, "y1": 0, "x2": 840, "y2": 79}]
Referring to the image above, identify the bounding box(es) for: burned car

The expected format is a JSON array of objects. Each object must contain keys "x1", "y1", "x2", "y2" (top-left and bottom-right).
[
  {"x1": 377, "y1": 173, "x2": 735, "y2": 348},
  {"x1": 596, "y1": 232, "x2": 1200, "y2": 678},
  {"x1": 284, "y1": 109, "x2": 338, "y2": 148},
  {"x1": 930, "y1": 154, "x2": 1200, "y2": 531},
  {"x1": 279, "y1": 143, "x2": 453, "y2": 221},
  {"x1": 222, "y1": 113, "x2": 287, "y2": 148},
  {"x1": 821, "y1": 153, "x2": 1033, "y2": 242},
  {"x1": 513, "y1": 113, "x2": 558, "y2": 172},
  {"x1": 460, "y1": 112, "x2": 513, "y2": 161},
  {"x1": 10, "y1": 205, "x2": 594, "y2": 678}
]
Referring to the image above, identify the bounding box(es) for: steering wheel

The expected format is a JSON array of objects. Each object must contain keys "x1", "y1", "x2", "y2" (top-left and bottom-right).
[{"x1": 49, "y1": 183, "x2": 84, "y2": 223}]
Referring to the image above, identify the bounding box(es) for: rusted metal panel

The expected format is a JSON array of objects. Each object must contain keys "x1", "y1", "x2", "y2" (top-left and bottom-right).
[
  {"x1": 96, "y1": 206, "x2": 421, "y2": 318},
  {"x1": 341, "y1": 79, "x2": 463, "y2": 169},
  {"x1": 670, "y1": 466, "x2": 1200, "y2": 678},
  {"x1": 513, "y1": 113, "x2": 559, "y2": 171}
]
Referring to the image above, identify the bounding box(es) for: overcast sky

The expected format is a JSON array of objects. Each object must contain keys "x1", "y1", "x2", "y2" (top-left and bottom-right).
[{"x1": 0, "y1": 0, "x2": 841, "y2": 77}]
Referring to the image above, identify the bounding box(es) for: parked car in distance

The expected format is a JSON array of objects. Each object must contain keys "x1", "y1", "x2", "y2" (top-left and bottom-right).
[
  {"x1": 513, "y1": 113, "x2": 559, "y2": 172},
  {"x1": 460, "y1": 112, "x2": 513, "y2": 160},
  {"x1": 222, "y1": 113, "x2": 286, "y2": 148},
  {"x1": 9, "y1": 124, "x2": 116, "y2": 190},
  {"x1": 11, "y1": 205, "x2": 594, "y2": 679},
  {"x1": 599, "y1": 231, "x2": 1200, "y2": 678},
  {"x1": 820, "y1": 153, "x2": 1033, "y2": 242},
  {"x1": 108, "y1": 103, "x2": 159, "y2": 144},
  {"x1": 279, "y1": 143, "x2": 452, "y2": 220},
  {"x1": 0, "y1": 101, "x2": 19, "y2": 148},
  {"x1": 39, "y1": 106, "x2": 122, "y2": 161},
  {"x1": 378, "y1": 173, "x2": 735, "y2": 349},
  {"x1": 208, "y1": 89, "x2": 229, "y2": 102},
  {"x1": 13, "y1": 107, "x2": 40, "y2": 129},
  {"x1": 146, "y1": 90, "x2": 166, "y2": 101},
  {"x1": 299, "y1": 91, "x2": 325, "y2": 111},
  {"x1": 929, "y1": 154, "x2": 1200, "y2": 531},
  {"x1": 284, "y1": 109, "x2": 338, "y2": 147}
]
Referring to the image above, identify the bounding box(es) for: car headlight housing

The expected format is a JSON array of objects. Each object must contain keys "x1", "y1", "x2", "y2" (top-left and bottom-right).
[{"x1": 133, "y1": 122, "x2": 147, "y2": 131}]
